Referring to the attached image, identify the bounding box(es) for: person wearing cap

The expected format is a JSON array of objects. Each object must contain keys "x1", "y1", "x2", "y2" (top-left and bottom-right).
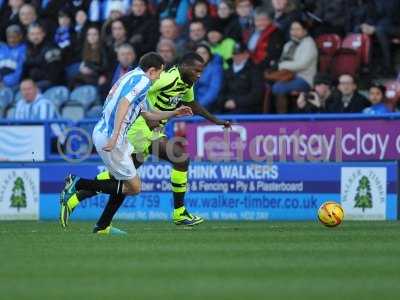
[
  {"x1": 363, "y1": 84, "x2": 393, "y2": 115},
  {"x1": 0, "y1": 24, "x2": 26, "y2": 90},
  {"x1": 296, "y1": 73, "x2": 334, "y2": 113},
  {"x1": 247, "y1": 7, "x2": 284, "y2": 69},
  {"x1": 194, "y1": 43, "x2": 223, "y2": 109},
  {"x1": 217, "y1": 42, "x2": 263, "y2": 113},
  {"x1": 207, "y1": 18, "x2": 235, "y2": 69}
]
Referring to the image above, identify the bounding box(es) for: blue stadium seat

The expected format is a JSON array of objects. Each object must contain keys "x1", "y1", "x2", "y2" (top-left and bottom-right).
[
  {"x1": 61, "y1": 103, "x2": 85, "y2": 122},
  {"x1": 43, "y1": 86, "x2": 70, "y2": 108},
  {"x1": 69, "y1": 85, "x2": 98, "y2": 109},
  {"x1": 86, "y1": 105, "x2": 103, "y2": 119}
]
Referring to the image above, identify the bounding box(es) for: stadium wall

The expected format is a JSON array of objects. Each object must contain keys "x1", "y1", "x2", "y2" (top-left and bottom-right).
[{"x1": 0, "y1": 114, "x2": 399, "y2": 221}]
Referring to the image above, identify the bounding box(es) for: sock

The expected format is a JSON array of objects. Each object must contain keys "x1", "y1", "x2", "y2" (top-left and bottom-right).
[
  {"x1": 95, "y1": 193, "x2": 126, "y2": 230},
  {"x1": 171, "y1": 169, "x2": 187, "y2": 209},
  {"x1": 68, "y1": 171, "x2": 113, "y2": 209},
  {"x1": 76, "y1": 178, "x2": 123, "y2": 195}
]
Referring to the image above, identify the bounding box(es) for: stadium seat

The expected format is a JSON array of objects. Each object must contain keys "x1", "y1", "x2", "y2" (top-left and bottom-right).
[
  {"x1": 43, "y1": 86, "x2": 70, "y2": 108},
  {"x1": 61, "y1": 103, "x2": 85, "y2": 122},
  {"x1": 86, "y1": 105, "x2": 103, "y2": 119},
  {"x1": 0, "y1": 87, "x2": 14, "y2": 109},
  {"x1": 342, "y1": 33, "x2": 371, "y2": 65},
  {"x1": 315, "y1": 34, "x2": 342, "y2": 73},
  {"x1": 330, "y1": 48, "x2": 362, "y2": 79},
  {"x1": 69, "y1": 85, "x2": 98, "y2": 109}
]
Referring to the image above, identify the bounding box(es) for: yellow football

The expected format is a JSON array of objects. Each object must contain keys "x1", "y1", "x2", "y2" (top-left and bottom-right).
[{"x1": 318, "y1": 201, "x2": 344, "y2": 227}]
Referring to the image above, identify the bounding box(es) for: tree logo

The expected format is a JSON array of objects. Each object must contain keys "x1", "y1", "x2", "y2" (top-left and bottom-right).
[
  {"x1": 354, "y1": 176, "x2": 373, "y2": 212},
  {"x1": 10, "y1": 177, "x2": 27, "y2": 211}
]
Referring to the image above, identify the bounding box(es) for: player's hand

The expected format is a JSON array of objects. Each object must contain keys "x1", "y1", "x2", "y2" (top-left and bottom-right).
[
  {"x1": 102, "y1": 137, "x2": 117, "y2": 152},
  {"x1": 175, "y1": 106, "x2": 193, "y2": 117}
]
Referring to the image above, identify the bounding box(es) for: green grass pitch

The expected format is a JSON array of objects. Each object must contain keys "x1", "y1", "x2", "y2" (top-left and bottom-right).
[{"x1": 0, "y1": 221, "x2": 399, "y2": 300}]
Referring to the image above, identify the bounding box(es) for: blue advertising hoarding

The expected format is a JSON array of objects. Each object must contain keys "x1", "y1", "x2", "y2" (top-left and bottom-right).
[{"x1": 0, "y1": 161, "x2": 397, "y2": 221}]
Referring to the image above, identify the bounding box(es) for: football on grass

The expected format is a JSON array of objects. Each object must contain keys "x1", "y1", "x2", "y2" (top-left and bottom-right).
[{"x1": 318, "y1": 201, "x2": 344, "y2": 227}]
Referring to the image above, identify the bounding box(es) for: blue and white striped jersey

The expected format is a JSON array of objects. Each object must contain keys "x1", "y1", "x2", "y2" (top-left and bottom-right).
[
  {"x1": 97, "y1": 67, "x2": 151, "y2": 138},
  {"x1": 14, "y1": 94, "x2": 58, "y2": 120}
]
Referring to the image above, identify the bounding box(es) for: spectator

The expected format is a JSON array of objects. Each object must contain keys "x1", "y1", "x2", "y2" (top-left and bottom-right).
[
  {"x1": 157, "y1": 38, "x2": 177, "y2": 70},
  {"x1": 272, "y1": 20, "x2": 317, "y2": 114},
  {"x1": 54, "y1": 9, "x2": 80, "y2": 71},
  {"x1": 23, "y1": 23, "x2": 63, "y2": 90},
  {"x1": 357, "y1": 0, "x2": 400, "y2": 76},
  {"x1": 18, "y1": 4, "x2": 38, "y2": 34},
  {"x1": 207, "y1": 19, "x2": 235, "y2": 69},
  {"x1": 103, "y1": 19, "x2": 129, "y2": 67},
  {"x1": 159, "y1": 17, "x2": 185, "y2": 55},
  {"x1": 70, "y1": 26, "x2": 107, "y2": 88},
  {"x1": 326, "y1": 74, "x2": 370, "y2": 113},
  {"x1": 0, "y1": 25, "x2": 26, "y2": 90},
  {"x1": 363, "y1": 84, "x2": 392, "y2": 114},
  {"x1": 13, "y1": 78, "x2": 58, "y2": 120},
  {"x1": 123, "y1": 0, "x2": 159, "y2": 56},
  {"x1": 194, "y1": 43, "x2": 223, "y2": 109},
  {"x1": 89, "y1": 0, "x2": 129, "y2": 23},
  {"x1": 247, "y1": 7, "x2": 284, "y2": 70},
  {"x1": 183, "y1": 20, "x2": 207, "y2": 52},
  {"x1": 296, "y1": 73, "x2": 334, "y2": 113},
  {"x1": 0, "y1": 0, "x2": 25, "y2": 41},
  {"x1": 74, "y1": 9, "x2": 89, "y2": 44},
  {"x1": 235, "y1": 0, "x2": 254, "y2": 41},
  {"x1": 100, "y1": 2, "x2": 127, "y2": 48},
  {"x1": 36, "y1": 0, "x2": 64, "y2": 30},
  {"x1": 271, "y1": 0, "x2": 300, "y2": 40},
  {"x1": 216, "y1": 0, "x2": 242, "y2": 42},
  {"x1": 110, "y1": 43, "x2": 137, "y2": 86},
  {"x1": 217, "y1": 42, "x2": 264, "y2": 113},
  {"x1": 190, "y1": 0, "x2": 213, "y2": 27},
  {"x1": 311, "y1": 0, "x2": 350, "y2": 37},
  {"x1": 158, "y1": 0, "x2": 190, "y2": 26}
]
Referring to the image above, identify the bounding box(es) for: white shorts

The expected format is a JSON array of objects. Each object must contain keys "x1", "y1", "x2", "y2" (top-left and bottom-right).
[{"x1": 92, "y1": 129, "x2": 137, "y2": 180}]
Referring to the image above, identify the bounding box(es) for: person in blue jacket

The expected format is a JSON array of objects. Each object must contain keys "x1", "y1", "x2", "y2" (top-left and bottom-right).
[
  {"x1": 0, "y1": 24, "x2": 26, "y2": 90},
  {"x1": 194, "y1": 43, "x2": 223, "y2": 110},
  {"x1": 363, "y1": 84, "x2": 393, "y2": 114}
]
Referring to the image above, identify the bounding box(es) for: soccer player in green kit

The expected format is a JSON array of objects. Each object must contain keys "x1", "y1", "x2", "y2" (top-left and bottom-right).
[{"x1": 61, "y1": 52, "x2": 230, "y2": 231}]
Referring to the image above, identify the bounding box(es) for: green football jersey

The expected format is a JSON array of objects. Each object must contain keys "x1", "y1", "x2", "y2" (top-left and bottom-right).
[{"x1": 147, "y1": 67, "x2": 194, "y2": 111}]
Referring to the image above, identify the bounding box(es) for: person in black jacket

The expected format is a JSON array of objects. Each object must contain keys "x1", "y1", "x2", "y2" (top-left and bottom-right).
[
  {"x1": 23, "y1": 23, "x2": 63, "y2": 90},
  {"x1": 0, "y1": 0, "x2": 24, "y2": 41},
  {"x1": 122, "y1": 0, "x2": 159, "y2": 57},
  {"x1": 325, "y1": 74, "x2": 370, "y2": 113},
  {"x1": 216, "y1": 0, "x2": 243, "y2": 42},
  {"x1": 217, "y1": 42, "x2": 264, "y2": 114}
]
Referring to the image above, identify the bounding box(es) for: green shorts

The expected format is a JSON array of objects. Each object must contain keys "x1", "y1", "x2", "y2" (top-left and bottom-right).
[{"x1": 126, "y1": 116, "x2": 166, "y2": 158}]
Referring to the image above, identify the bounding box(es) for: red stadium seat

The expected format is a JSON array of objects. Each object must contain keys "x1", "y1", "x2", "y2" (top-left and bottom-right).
[
  {"x1": 315, "y1": 34, "x2": 342, "y2": 73},
  {"x1": 330, "y1": 48, "x2": 362, "y2": 79},
  {"x1": 342, "y1": 33, "x2": 371, "y2": 65}
]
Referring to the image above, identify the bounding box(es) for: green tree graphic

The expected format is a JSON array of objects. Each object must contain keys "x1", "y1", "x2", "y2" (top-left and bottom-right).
[
  {"x1": 10, "y1": 177, "x2": 27, "y2": 211},
  {"x1": 354, "y1": 176, "x2": 373, "y2": 212}
]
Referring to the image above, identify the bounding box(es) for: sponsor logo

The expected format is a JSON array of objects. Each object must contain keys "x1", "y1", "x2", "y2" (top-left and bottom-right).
[
  {"x1": 341, "y1": 167, "x2": 386, "y2": 220},
  {"x1": 0, "y1": 169, "x2": 40, "y2": 220}
]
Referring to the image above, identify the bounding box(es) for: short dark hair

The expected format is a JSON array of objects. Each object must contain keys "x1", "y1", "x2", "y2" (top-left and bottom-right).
[
  {"x1": 139, "y1": 52, "x2": 164, "y2": 71},
  {"x1": 370, "y1": 84, "x2": 386, "y2": 95},
  {"x1": 179, "y1": 52, "x2": 204, "y2": 66}
]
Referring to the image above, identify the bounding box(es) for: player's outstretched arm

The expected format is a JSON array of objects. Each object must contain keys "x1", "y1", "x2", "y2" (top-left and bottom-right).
[
  {"x1": 186, "y1": 101, "x2": 231, "y2": 128},
  {"x1": 141, "y1": 106, "x2": 193, "y2": 121},
  {"x1": 103, "y1": 98, "x2": 130, "y2": 152}
]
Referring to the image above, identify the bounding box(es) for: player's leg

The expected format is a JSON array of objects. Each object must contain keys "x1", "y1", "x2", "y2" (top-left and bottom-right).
[{"x1": 150, "y1": 137, "x2": 203, "y2": 226}]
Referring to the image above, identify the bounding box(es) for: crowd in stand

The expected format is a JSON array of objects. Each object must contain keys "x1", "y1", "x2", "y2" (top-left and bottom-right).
[{"x1": 0, "y1": 0, "x2": 400, "y2": 121}]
